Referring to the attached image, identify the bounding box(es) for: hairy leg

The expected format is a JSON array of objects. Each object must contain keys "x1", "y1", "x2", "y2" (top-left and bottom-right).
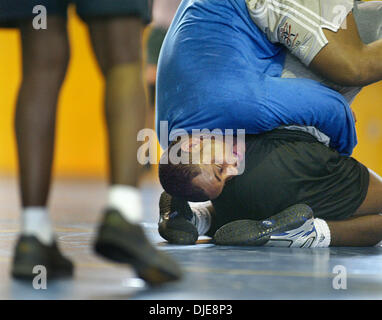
[
  {"x1": 87, "y1": 16, "x2": 147, "y2": 187},
  {"x1": 15, "y1": 16, "x2": 69, "y2": 207}
]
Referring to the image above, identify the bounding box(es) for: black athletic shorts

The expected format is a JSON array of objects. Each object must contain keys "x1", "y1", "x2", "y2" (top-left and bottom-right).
[
  {"x1": 0, "y1": 0, "x2": 152, "y2": 27},
  {"x1": 211, "y1": 129, "x2": 370, "y2": 232}
]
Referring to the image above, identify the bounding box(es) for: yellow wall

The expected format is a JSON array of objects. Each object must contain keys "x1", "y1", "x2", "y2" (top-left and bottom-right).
[
  {"x1": 0, "y1": 4, "x2": 382, "y2": 178},
  {"x1": 352, "y1": 83, "x2": 382, "y2": 174}
]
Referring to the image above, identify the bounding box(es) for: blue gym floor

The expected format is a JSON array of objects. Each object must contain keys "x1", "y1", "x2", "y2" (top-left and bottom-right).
[{"x1": 1, "y1": 175, "x2": 382, "y2": 300}]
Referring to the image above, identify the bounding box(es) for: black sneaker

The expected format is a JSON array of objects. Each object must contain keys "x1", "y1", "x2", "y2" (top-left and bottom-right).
[
  {"x1": 11, "y1": 235, "x2": 74, "y2": 280},
  {"x1": 158, "y1": 192, "x2": 198, "y2": 245},
  {"x1": 213, "y1": 204, "x2": 314, "y2": 246},
  {"x1": 94, "y1": 208, "x2": 183, "y2": 286}
]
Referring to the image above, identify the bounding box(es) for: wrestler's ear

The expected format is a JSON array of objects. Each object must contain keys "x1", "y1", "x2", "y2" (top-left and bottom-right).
[{"x1": 180, "y1": 137, "x2": 202, "y2": 153}]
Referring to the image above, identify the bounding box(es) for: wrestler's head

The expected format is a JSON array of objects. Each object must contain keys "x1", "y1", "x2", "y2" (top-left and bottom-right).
[{"x1": 159, "y1": 134, "x2": 245, "y2": 201}]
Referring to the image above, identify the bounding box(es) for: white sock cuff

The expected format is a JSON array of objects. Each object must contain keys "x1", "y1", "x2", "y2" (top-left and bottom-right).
[
  {"x1": 22, "y1": 206, "x2": 53, "y2": 245},
  {"x1": 22, "y1": 207, "x2": 50, "y2": 230},
  {"x1": 108, "y1": 185, "x2": 142, "y2": 223},
  {"x1": 189, "y1": 201, "x2": 212, "y2": 208},
  {"x1": 314, "y1": 218, "x2": 331, "y2": 248},
  {"x1": 23, "y1": 206, "x2": 48, "y2": 216},
  {"x1": 189, "y1": 201, "x2": 212, "y2": 236}
]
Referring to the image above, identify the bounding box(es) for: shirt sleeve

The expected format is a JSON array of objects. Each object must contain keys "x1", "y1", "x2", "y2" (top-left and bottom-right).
[{"x1": 246, "y1": 0, "x2": 354, "y2": 66}]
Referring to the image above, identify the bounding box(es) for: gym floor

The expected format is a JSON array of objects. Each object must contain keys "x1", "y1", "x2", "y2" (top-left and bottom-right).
[{"x1": 1, "y1": 176, "x2": 382, "y2": 300}]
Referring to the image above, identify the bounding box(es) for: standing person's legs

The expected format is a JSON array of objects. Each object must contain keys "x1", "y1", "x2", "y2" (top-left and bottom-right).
[
  {"x1": 15, "y1": 16, "x2": 69, "y2": 243},
  {"x1": 87, "y1": 16, "x2": 146, "y2": 223},
  {"x1": 74, "y1": 0, "x2": 182, "y2": 284},
  {"x1": 12, "y1": 14, "x2": 73, "y2": 279}
]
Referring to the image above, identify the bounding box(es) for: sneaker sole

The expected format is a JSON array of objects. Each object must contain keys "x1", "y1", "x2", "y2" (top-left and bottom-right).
[{"x1": 214, "y1": 204, "x2": 313, "y2": 246}]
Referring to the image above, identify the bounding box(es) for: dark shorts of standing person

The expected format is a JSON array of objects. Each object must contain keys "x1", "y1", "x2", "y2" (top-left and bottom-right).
[
  {"x1": 211, "y1": 130, "x2": 370, "y2": 233},
  {"x1": 0, "y1": 0, "x2": 153, "y2": 27}
]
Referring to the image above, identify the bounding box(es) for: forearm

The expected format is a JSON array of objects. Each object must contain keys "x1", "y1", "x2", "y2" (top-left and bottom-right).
[
  {"x1": 311, "y1": 11, "x2": 382, "y2": 87},
  {"x1": 311, "y1": 36, "x2": 382, "y2": 87}
]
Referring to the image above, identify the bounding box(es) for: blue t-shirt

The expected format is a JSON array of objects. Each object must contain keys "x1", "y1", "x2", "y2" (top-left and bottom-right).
[{"x1": 156, "y1": 0, "x2": 357, "y2": 156}]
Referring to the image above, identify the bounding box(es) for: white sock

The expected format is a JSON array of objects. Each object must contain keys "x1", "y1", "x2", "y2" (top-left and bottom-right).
[
  {"x1": 313, "y1": 218, "x2": 331, "y2": 248},
  {"x1": 22, "y1": 207, "x2": 54, "y2": 245},
  {"x1": 189, "y1": 201, "x2": 212, "y2": 236},
  {"x1": 107, "y1": 185, "x2": 142, "y2": 224}
]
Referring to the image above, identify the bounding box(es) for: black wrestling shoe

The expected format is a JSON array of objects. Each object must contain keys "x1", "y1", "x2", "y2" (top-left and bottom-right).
[
  {"x1": 94, "y1": 208, "x2": 183, "y2": 286},
  {"x1": 11, "y1": 235, "x2": 74, "y2": 280},
  {"x1": 158, "y1": 192, "x2": 198, "y2": 245},
  {"x1": 213, "y1": 204, "x2": 314, "y2": 246}
]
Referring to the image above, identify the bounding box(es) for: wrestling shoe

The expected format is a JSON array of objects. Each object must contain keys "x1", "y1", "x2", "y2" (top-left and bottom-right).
[
  {"x1": 213, "y1": 204, "x2": 313, "y2": 246},
  {"x1": 158, "y1": 192, "x2": 198, "y2": 245},
  {"x1": 94, "y1": 208, "x2": 183, "y2": 286},
  {"x1": 264, "y1": 217, "x2": 318, "y2": 247},
  {"x1": 11, "y1": 235, "x2": 74, "y2": 280}
]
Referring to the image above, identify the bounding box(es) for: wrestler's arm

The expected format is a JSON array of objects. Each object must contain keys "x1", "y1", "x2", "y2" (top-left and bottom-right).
[
  {"x1": 246, "y1": 0, "x2": 382, "y2": 87},
  {"x1": 310, "y1": 13, "x2": 382, "y2": 87}
]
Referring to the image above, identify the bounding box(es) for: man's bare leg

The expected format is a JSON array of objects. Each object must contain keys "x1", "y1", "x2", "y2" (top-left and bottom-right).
[
  {"x1": 15, "y1": 17, "x2": 69, "y2": 244},
  {"x1": 86, "y1": 16, "x2": 182, "y2": 285},
  {"x1": 12, "y1": 16, "x2": 74, "y2": 280},
  {"x1": 87, "y1": 16, "x2": 147, "y2": 223}
]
